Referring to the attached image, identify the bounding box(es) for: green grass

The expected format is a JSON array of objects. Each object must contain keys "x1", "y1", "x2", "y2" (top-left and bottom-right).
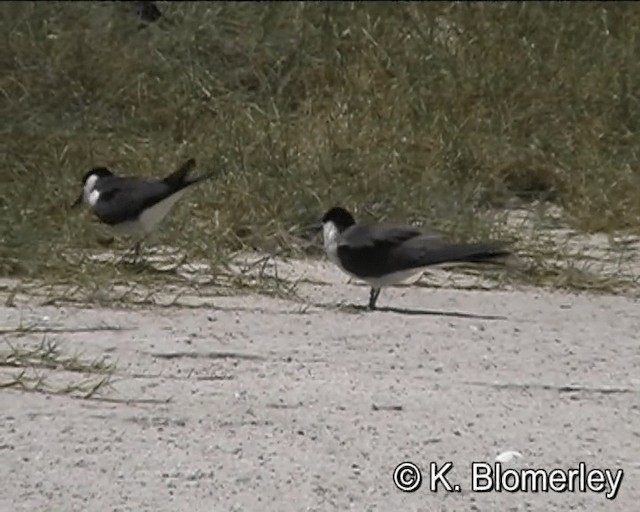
[{"x1": 2, "y1": 2, "x2": 639, "y2": 295}]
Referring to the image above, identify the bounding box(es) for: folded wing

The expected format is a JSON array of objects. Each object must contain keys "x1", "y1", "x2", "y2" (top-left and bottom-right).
[
  {"x1": 92, "y1": 178, "x2": 175, "y2": 226},
  {"x1": 337, "y1": 223, "x2": 508, "y2": 278}
]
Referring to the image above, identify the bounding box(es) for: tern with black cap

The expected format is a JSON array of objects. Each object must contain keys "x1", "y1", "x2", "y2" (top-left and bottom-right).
[
  {"x1": 71, "y1": 158, "x2": 214, "y2": 261},
  {"x1": 319, "y1": 206, "x2": 511, "y2": 310}
]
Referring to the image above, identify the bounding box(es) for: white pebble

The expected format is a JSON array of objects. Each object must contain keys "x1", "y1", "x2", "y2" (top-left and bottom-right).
[{"x1": 495, "y1": 450, "x2": 523, "y2": 464}]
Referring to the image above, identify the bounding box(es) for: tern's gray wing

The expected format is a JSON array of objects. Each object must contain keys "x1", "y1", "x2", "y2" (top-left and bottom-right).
[
  {"x1": 337, "y1": 224, "x2": 508, "y2": 278},
  {"x1": 336, "y1": 224, "x2": 425, "y2": 278},
  {"x1": 344, "y1": 224, "x2": 427, "y2": 247},
  {"x1": 387, "y1": 236, "x2": 509, "y2": 269},
  {"x1": 92, "y1": 177, "x2": 175, "y2": 226}
]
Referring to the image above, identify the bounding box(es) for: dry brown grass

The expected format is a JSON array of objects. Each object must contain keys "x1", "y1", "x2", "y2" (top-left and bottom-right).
[
  {"x1": 2, "y1": 2, "x2": 639, "y2": 294},
  {"x1": 0, "y1": 337, "x2": 115, "y2": 398}
]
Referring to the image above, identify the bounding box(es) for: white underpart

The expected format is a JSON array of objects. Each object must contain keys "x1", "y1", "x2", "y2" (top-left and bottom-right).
[
  {"x1": 363, "y1": 268, "x2": 424, "y2": 288},
  {"x1": 111, "y1": 188, "x2": 189, "y2": 236},
  {"x1": 322, "y1": 221, "x2": 425, "y2": 288}
]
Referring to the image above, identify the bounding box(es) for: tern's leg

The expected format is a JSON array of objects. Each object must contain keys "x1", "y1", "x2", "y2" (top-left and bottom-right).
[
  {"x1": 133, "y1": 241, "x2": 142, "y2": 262},
  {"x1": 118, "y1": 240, "x2": 143, "y2": 265},
  {"x1": 368, "y1": 287, "x2": 381, "y2": 310}
]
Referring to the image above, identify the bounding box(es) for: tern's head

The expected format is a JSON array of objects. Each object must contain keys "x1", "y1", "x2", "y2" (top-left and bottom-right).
[
  {"x1": 320, "y1": 206, "x2": 356, "y2": 246},
  {"x1": 71, "y1": 167, "x2": 113, "y2": 208},
  {"x1": 321, "y1": 206, "x2": 356, "y2": 232}
]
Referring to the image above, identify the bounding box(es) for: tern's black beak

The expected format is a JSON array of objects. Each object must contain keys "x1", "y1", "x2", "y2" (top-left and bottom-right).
[{"x1": 71, "y1": 192, "x2": 83, "y2": 209}]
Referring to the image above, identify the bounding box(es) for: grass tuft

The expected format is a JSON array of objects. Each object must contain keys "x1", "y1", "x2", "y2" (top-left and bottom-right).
[{"x1": 0, "y1": 337, "x2": 115, "y2": 398}]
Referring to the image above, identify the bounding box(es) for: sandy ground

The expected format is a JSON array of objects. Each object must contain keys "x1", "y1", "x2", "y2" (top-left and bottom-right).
[{"x1": 1, "y1": 258, "x2": 639, "y2": 512}]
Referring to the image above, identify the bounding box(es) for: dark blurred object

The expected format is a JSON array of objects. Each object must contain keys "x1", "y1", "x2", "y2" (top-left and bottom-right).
[
  {"x1": 133, "y1": 1, "x2": 162, "y2": 24},
  {"x1": 96, "y1": 235, "x2": 115, "y2": 247}
]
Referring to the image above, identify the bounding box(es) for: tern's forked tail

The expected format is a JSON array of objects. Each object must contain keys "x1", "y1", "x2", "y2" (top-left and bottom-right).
[{"x1": 163, "y1": 158, "x2": 224, "y2": 189}]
